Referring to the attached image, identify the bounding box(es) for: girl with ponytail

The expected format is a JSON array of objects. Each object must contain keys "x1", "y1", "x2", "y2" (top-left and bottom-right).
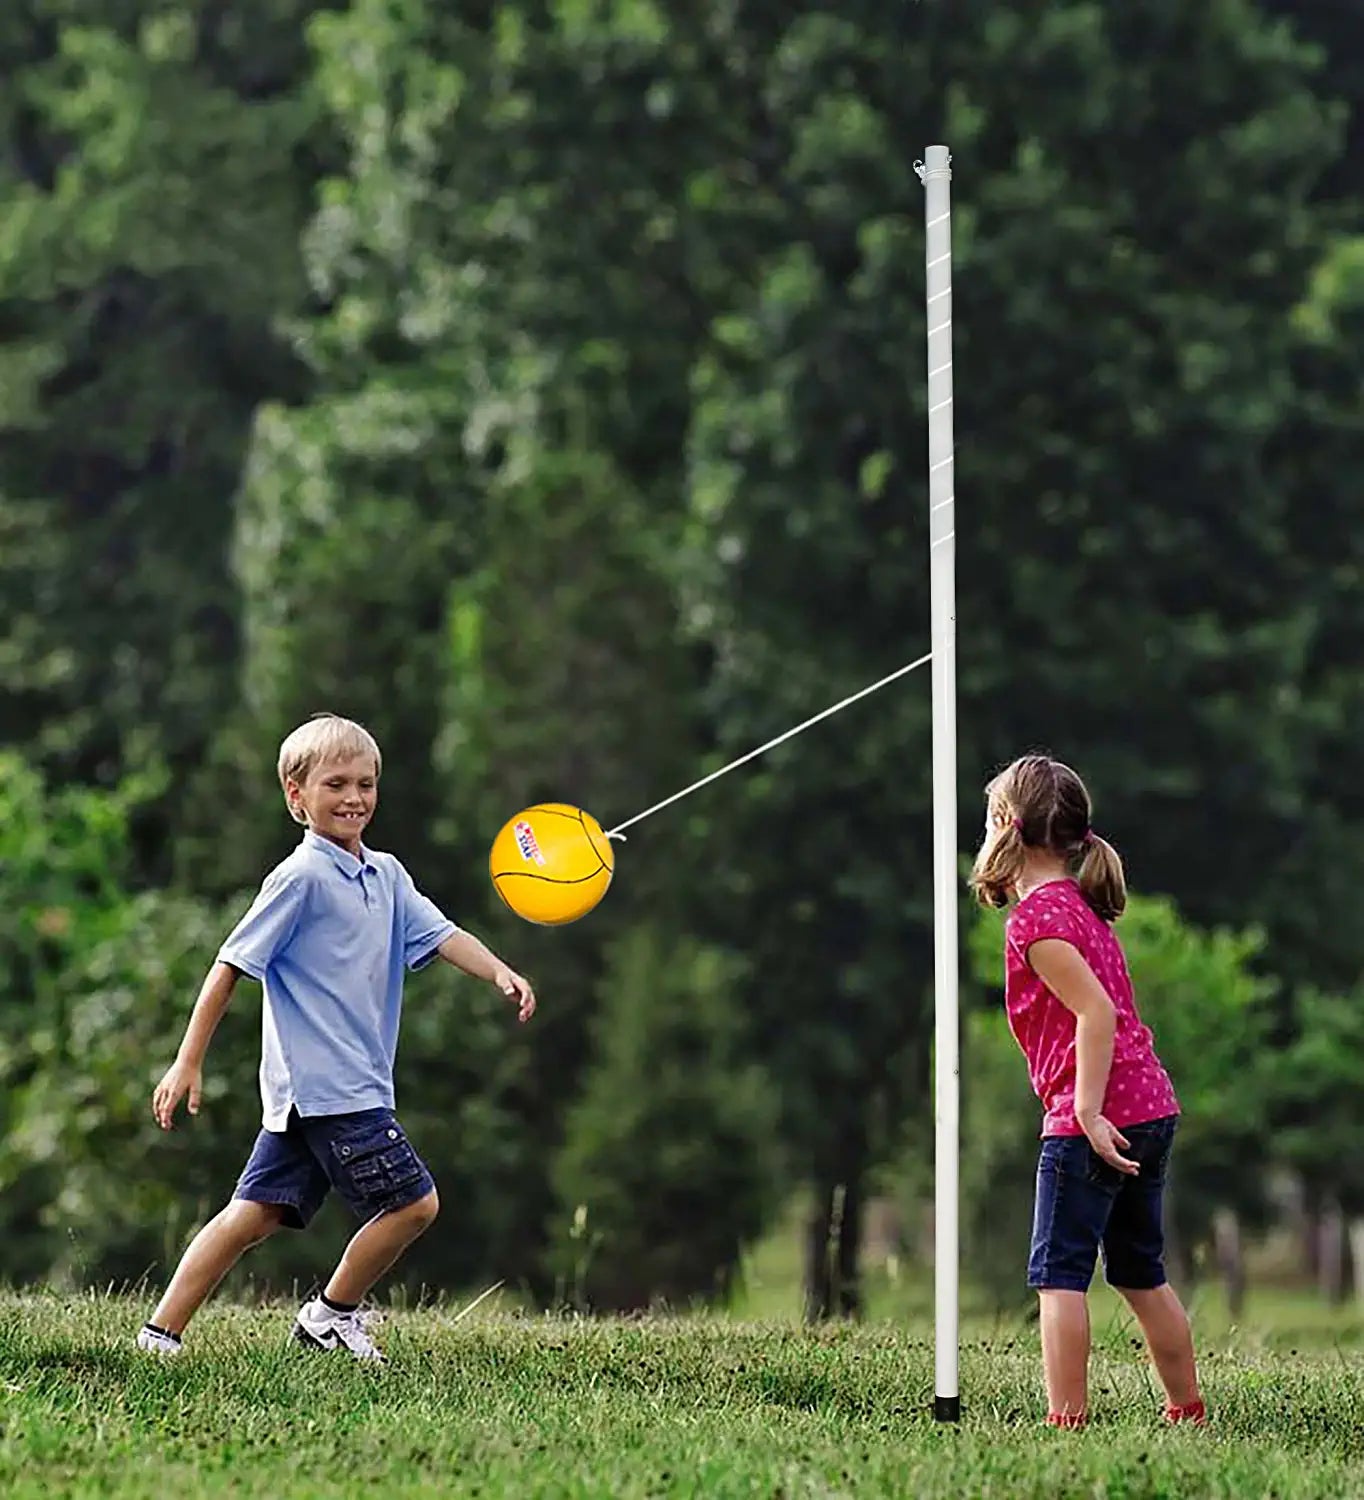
[{"x1": 970, "y1": 755, "x2": 1204, "y2": 1430}]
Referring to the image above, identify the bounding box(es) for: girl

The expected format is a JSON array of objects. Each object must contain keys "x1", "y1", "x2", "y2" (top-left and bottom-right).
[{"x1": 970, "y1": 754, "x2": 1205, "y2": 1429}]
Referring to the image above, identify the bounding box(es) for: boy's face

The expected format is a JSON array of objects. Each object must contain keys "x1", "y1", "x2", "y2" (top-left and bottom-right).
[{"x1": 288, "y1": 754, "x2": 379, "y2": 855}]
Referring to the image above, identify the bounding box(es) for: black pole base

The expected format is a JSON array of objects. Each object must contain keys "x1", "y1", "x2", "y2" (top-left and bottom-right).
[{"x1": 934, "y1": 1395, "x2": 962, "y2": 1423}]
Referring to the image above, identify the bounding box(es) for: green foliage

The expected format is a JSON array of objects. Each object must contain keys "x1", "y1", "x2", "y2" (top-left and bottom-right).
[
  {"x1": 0, "y1": 2, "x2": 320, "y2": 882},
  {"x1": 957, "y1": 1005, "x2": 1043, "y2": 1308},
  {"x1": 670, "y1": 1, "x2": 1360, "y2": 1312},
  {"x1": 1273, "y1": 985, "x2": 1364, "y2": 1214},
  {"x1": 0, "y1": 753, "x2": 251, "y2": 1282},
  {"x1": 964, "y1": 892, "x2": 1278, "y2": 1298},
  {"x1": 2, "y1": 0, "x2": 1364, "y2": 1312},
  {"x1": 1118, "y1": 899, "x2": 1277, "y2": 1234},
  {"x1": 550, "y1": 927, "x2": 781, "y2": 1311},
  {"x1": 229, "y1": 0, "x2": 722, "y2": 1302}
]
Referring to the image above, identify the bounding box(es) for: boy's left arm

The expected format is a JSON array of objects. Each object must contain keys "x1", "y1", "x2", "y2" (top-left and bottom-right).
[{"x1": 437, "y1": 931, "x2": 536, "y2": 1023}]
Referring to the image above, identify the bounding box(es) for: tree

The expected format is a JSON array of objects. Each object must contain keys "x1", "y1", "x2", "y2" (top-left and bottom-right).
[
  {"x1": 550, "y1": 926, "x2": 781, "y2": 1312},
  {"x1": 678, "y1": 0, "x2": 1354, "y2": 1312},
  {"x1": 0, "y1": 3, "x2": 325, "y2": 886},
  {"x1": 1273, "y1": 985, "x2": 1364, "y2": 1303},
  {"x1": 965, "y1": 892, "x2": 1278, "y2": 1309},
  {"x1": 1260, "y1": 0, "x2": 1364, "y2": 205},
  {"x1": 0, "y1": 752, "x2": 249, "y2": 1283},
  {"x1": 228, "y1": 0, "x2": 722, "y2": 1296}
]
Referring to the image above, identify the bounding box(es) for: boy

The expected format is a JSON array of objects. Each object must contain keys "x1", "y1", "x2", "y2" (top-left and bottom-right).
[{"x1": 137, "y1": 713, "x2": 535, "y2": 1362}]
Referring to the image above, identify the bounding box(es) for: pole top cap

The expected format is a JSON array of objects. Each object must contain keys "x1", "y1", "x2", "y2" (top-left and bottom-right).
[{"x1": 915, "y1": 145, "x2": 952, "y2": 183}]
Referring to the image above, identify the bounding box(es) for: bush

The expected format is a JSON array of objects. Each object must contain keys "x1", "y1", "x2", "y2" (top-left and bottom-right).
[
  {"x1": 0, "y1": 753, "x2": 252, "y2": 1284},
  {"x1": 550, "y1": 926, "x2": 782, "y2": 1311},
  {"x1": 962, "y1": 891, "x2": 1276, "y2": 1303}
]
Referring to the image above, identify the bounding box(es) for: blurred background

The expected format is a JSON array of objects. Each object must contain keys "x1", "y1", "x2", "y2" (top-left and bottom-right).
[{"x1": 1, "y1": 0, "x2": 1362, "y2": 1326}]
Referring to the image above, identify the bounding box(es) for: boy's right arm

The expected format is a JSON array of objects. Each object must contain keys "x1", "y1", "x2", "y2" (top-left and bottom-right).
[{"x1": 153, "y1": 961, "x2": 243, "y2": 1130}]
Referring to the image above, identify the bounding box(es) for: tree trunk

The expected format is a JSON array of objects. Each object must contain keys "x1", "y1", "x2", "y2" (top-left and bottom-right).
[
  {"x1": 1163, "y1": 1189, "x2": 1196, "y2": 1289},
  {"x1": 1212, "y1": 1206, "x2": 1246, "y2": 1320},
  {"x1": 1349, "y1": 1219, "x2": 1364, "y2": 1309},
  {"x1": 803, "y1": 1179, "x2": 865, "y2": 1321},
  {"x1": 835, "y1": 1176, "x2": 864, "y2": 1319},
  {"x1": 804, "y1": 1184, "x2": 836, "y2": 1322},
  {"x1": 1318, "y1": 1198, "x2": 1347, "y2": 1305},
  {"x1": 1301, "y1": 1180, "x2": 1322, "y2": 1282}
]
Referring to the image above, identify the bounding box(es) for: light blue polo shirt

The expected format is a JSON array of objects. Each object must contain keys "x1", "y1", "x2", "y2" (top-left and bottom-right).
[{"x1": 218, "y1": 832, "x2": 459, "y2": 1130}]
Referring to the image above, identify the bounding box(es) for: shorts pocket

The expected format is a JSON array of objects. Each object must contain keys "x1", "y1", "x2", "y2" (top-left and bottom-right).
[
  {"x1": 330, "y1": 1120, "x2": 426, "y2": 1210},
  {"x1": 1084, "y1": 1145, "x2": 1128, "y2": 1189},
  {"x1": 1042, "y1": 1136, "x2": 1093, "y2": 1180},
  {"x1": 1135, "y1": 1120, "x2": 1176, "y2": 1184}
]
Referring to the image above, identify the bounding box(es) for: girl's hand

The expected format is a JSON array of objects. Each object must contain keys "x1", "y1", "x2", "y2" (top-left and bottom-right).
[
  {"x1": 1080, "y1": 1112, "x2": 1139, "y2": 1175},
  {"x1": 493, "y1": 965, "x2": 536, "y2": 1024},
  {"x1": 153, "y1": 1059, "x2": 203, "y2": 1131}
]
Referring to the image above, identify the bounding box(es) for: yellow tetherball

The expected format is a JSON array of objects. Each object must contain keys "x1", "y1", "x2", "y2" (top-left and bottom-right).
[{"x1": 489, "y1": 804, "x2": 615, "y2": 925}]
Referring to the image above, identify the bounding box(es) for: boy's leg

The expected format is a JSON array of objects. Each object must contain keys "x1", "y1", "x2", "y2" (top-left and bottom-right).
[
  {"x1": 324, "y1": 1189, "x2": 440, "y2": 1306},
  {"x1": 1102, "y1": 1118, "x2": 1203, "y2": 1419},
  {"x1": 150, "y1": 1200, "x2": 286, "y2": 1335},
  {"x1": 292, "y1": 1109, "x2": 438, "y2": 1358},
  {"x1": 144, "y1": 1113, "x2": 330, "y2": 1344}
]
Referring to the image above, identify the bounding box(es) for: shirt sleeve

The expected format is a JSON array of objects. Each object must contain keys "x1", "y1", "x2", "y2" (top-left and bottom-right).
[
  {"x1": 1007, "y1": 895, "x2": 1085, "y2": 971},
  {"x1": 217, "y1": 866, "x2": 310, "y2": 980},
  {"x1": 395, "y1": 860, "x2": 459, "y2": 971}
]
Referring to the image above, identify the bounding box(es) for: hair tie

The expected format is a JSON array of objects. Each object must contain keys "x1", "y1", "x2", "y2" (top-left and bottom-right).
[
  {"x1": 1012, "y1": 817, "x2": 1024, "y2": 834},
  {"x1": 1081, "y1": 828, "x2": 1094, "y2": 848}
]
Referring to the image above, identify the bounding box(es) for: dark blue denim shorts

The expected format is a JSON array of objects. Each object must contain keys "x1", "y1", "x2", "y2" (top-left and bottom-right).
[
  {"x1": 233, "y1": 1107, "x2": 435, "y2": 1230},
  {"x1": 1028, "y1": 1115, "x2": 1178, "y2": 1292}
]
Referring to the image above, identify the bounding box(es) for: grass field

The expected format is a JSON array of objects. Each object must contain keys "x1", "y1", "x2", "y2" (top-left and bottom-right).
[{"x1": 2, "y1": 1289, "x2": 1362, "y2": 1498}]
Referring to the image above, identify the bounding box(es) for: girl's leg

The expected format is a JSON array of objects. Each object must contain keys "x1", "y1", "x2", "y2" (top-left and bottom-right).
[
  {"x1": 322, "y1": 1189, "x2": 439, "y2": 1305},
  {"x1": 1116, "y1": 1283, "x2": 1202, "y2": 1410},
  {"x1": 151, "y1": 1199, "x2": 287, "y2": 1334},
  {"x1": 1030, "y1": 1135, "x2": 1114, "y2": 1424},
  {"x1": 1038, "y1": 1289, "x2": 1091, "y2": 1419}
]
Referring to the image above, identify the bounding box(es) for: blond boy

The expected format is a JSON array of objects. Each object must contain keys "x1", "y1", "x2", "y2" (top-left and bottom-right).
[{"x1": 138, "y1": 714, "x2": 534, "y2": 1361}]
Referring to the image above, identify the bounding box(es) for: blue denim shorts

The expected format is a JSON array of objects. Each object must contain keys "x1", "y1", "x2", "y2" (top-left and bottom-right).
[
  {"x1": 1028, "y1": 1115, "x2": 1178, "y2": 1293},
  {"x1": 233, "y1": 1107, "x2": 435, "y2": 1230}
]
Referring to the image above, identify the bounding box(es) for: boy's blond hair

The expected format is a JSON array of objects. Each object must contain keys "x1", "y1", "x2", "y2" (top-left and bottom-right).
[{"x1": 277, "y1": 714, "x2": 383, "y2": 824}]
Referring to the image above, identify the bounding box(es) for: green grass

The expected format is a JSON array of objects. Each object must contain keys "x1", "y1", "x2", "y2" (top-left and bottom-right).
[{"x1": 2, "y1": 1292, "x2": 1363, "y2": 1498}]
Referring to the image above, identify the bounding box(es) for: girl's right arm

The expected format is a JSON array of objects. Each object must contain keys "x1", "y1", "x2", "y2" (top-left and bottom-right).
[
  {"x1": 152, "y1": 962, "x2": 243, "y2": 1130},
  {"x1": 1027, "y1": 938, "x2": 1139, "y2": 1175}
]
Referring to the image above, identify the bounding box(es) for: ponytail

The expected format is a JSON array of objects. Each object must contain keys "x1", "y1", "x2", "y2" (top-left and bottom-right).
[
  {"x1": 1077, "y1": 834, "x2": 1126, "y2": 923},
  {"x1": 970, "y1": 820, "x2": 1026, "y2": 910},
  {"x1": 975, "y1": 755, "x2": 1122, "y2": 918}
]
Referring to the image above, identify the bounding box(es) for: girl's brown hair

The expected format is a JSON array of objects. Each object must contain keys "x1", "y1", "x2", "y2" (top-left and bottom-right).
[{"x1": 969, "y1": 754, "x2": 1126, "y2": 922}]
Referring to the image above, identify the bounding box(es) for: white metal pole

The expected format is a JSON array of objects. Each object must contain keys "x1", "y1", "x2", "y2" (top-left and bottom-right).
[{"x1": 916, "y1": 142, "x2": 960, "y2": 1423}]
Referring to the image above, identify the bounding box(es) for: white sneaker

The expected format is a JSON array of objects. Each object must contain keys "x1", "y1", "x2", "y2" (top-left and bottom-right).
[
  {"x1": 136, "y1": 1324, "x2": 184, "y2": 1358},
  {"x1": 292, "y1": 1298, "x2": 385, "y2": 1363}
]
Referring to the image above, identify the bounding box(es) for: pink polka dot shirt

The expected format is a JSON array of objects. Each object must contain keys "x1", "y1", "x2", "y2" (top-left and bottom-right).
[{"x1": 1004, "y1": 879, "x2": 1179, "y2": 1137}]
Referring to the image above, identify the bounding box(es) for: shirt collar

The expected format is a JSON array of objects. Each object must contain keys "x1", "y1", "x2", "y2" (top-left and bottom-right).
[{"x1": 302, "y1": 829, "x2": 378, "y2": 878}]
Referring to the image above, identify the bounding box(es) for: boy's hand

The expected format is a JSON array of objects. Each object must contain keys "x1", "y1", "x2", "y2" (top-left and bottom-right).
[
  {"x1": 493, "y1": 965, "x2": 536, "y2": 1024},
  {"x1": 1080, "y1": 1112, "x2": 1139, "y2": 1175},
  {"x1": 153, "y1": 1059, "x2": 204, "y2": 1130}
]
